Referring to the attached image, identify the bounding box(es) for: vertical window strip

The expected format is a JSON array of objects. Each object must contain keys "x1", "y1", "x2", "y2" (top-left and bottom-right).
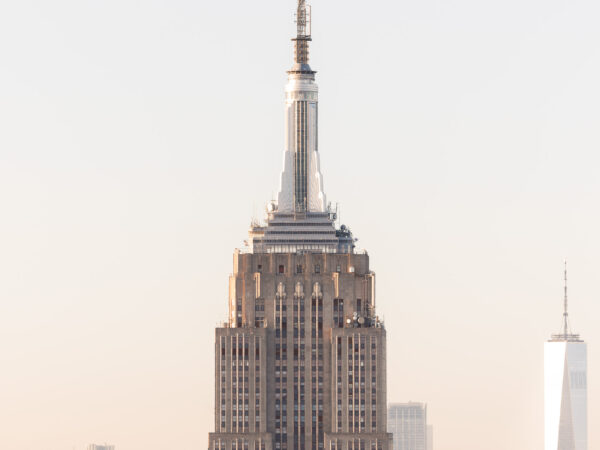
[{"x1": 294, "y1": 101, "x2": 308, "y2": 212}]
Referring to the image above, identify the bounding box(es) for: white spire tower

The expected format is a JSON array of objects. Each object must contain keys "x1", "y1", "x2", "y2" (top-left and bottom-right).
[
  {"x1": 246, "y1": 0, "x2": 354, "y2": 254},
  {"x1": 544, "y1": 261, "x2": 587, "y2": 450},
  {"x1": 277, "y1": 0, "x2": 327, "y2": 213}
]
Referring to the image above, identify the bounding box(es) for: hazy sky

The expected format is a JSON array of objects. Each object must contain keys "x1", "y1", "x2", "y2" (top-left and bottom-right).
[{"x1": 1, "y1": 0, "x2": 600, "y2": 449}]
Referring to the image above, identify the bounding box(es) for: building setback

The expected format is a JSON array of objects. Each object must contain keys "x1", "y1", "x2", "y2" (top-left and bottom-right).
[
  {"x1": 207, "y1": 1, "x2": 392, "y2": 450},
  {"x1": 387, "y1": 403, "x2": 428, "y2": 450}
]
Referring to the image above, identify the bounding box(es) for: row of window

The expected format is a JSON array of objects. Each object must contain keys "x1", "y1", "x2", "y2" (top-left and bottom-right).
[
  {"x1": 213, "y1": 439, "x2": 266, "y2": 450},
  {"x1": 333, "y1": 336, "x2": 379, "y2": 433},
  {"x1": 245, "y1": 296, "x2": 365, "y2": 330},
  {"x1": 330, "y1": 440, "x2": 385, "y2": 450},
  {"x1": 218, "y1": 336, "x2": 262, "y2": 434},
  {"x1": 266, "y1": 263, "x2": 342, "y2": 274}
]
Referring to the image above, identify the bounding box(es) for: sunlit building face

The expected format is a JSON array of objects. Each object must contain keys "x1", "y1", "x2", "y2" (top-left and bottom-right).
[{"x1": 544, "y1": 339, "x2": 587, "y2": 450}]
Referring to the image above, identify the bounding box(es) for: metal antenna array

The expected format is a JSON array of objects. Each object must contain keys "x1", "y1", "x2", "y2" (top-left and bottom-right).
[
  {"x1": 550, "y1": 259, "x2": 581, "y2": 342},
  {"x1": 563, "y1": 259, "x2": 570, "y2": 338},
  {"x1": 293, "y1": 0, "x2": 312, "y2": 66}
]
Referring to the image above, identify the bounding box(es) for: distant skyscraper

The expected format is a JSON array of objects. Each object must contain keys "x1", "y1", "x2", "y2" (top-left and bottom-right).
[
  {"x1": 544, "y1": 263, "x2": 587, "y2": 450},
  {"x1": 207, "y1": 1, "x2": 392, "y2": 450},
  {"x1": 426, "y1": 425, "x2": 432, "y2": 450},
  {"x1": 387, "y1": 403, "x2": 428, "y2": 450},
  {"x1": 86, "y1": 445, "x2": 114, "y2": 450}
]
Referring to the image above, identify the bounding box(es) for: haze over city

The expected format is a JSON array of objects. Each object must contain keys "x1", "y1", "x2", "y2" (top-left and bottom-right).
[{"x1": 1, "y1": 1, "x2": 599, "y2": 450}]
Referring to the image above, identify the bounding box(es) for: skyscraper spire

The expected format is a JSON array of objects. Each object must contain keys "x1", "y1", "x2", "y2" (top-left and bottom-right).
[
  {"x1": 550, "y1": 259, "x2": 581, "y2": 342},
  {"x1": 243, "y1": 0, "x2": 354, "y2": 253},
  {"x1": 296, "y1": 0, "x2": 310, "y2": 39},
  {"x1": 274, "y1": 0, "x2": 327, "y2": 216},
  {"x1": 563, "y1": 259, "x2": 569, "y2": 339},
  {"x1": 291, "y1": 0, "x2": 313, "y2": 72},
  {"x1": 545, "y1": 259, "x2": 587, "y2": 450}
]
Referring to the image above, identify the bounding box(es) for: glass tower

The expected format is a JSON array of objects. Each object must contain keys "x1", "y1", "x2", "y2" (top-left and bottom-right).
[
  {"x1": 387, "y1": 403, "x2": 428, "y2": 450},
  {"x1": 544, "y1": 265, "x2": 587, "y2": 450}
]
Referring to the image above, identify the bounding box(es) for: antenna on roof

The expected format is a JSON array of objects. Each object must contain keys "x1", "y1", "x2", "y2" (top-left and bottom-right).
[
  {"x1": 293, "y1": 0, "x2": 312, "y2": 66},
  {"x1": 550, "y1": 258, "x2": 581, "y2": 342},
  {"x1": 296, "y1": 0, "x2": 311, "y2": 38},
  {"x1": 563, "y1": 258, "x2": 569, "y2": 339}
]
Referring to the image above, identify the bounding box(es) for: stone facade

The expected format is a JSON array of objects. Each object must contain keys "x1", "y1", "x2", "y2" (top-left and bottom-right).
[
  {"x1": 208, "y1": 2, "x2": 392, "y2": 449},
  {"x1": 209, "y1": 252, "x2": 391, "y2": 450}
]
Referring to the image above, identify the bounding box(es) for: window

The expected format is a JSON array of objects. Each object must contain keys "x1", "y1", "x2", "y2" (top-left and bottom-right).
[
  {"x1": 279, "y1": 265, "x2": 285, "y2": 274},
  {"x1": 258, "y1": 264, "x2": 262, "y2": 272},
  {"x1": 296, "y1": 264, "x2": 303, "y2": 274},
  {"x1": 314, "y1": 264, "x2": 320, "y2": 274},
  {"x1": 571, "y1": 371, "x2": 587, "y2": 389},
  {"x1": 336, "y1": 264, "x2": 341, "y2": 273}
]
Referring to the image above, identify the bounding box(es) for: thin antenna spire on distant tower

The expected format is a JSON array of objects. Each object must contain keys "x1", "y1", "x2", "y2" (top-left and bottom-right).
[
  {"x1": 563, "y1": 258, "x2": 569, "y2": 338},
  {"x1": 550, "y1": 258, "x2": 581, "y2": 342}
]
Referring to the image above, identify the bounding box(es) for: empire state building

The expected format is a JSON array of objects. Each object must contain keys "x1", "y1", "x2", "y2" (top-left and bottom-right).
[{"x1": 208, "y1": 2, "x2": 393, "y2": 450}]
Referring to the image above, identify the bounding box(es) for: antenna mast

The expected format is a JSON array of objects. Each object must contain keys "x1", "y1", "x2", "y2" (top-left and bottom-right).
[
  {"x1": 550, "y1": 259, "x2": 581, "y2": 342},
  {"x1": 293, "y1": 0, "x2": 312, "y2": 67},
  {"x1": 563, "y1": 259, "x2": 569, "y2": 338}
]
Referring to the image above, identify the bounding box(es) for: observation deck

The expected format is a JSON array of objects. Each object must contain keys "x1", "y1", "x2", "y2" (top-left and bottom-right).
[{"x1": 245, "y1": 208, "x2": 356, "y2": 254}]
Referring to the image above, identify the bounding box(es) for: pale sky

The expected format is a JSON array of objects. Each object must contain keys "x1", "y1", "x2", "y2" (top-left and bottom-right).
[{"x1": 1, "y1": 1, "x2": 599, "y2": 449}]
